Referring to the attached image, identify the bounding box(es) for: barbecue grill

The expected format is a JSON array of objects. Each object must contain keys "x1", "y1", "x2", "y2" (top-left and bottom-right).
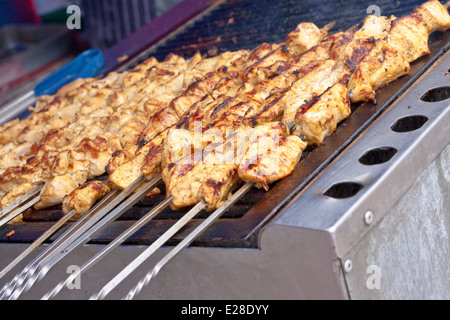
[{"x1": 0, "y1": 0, "x2": 448, "y2": 300}]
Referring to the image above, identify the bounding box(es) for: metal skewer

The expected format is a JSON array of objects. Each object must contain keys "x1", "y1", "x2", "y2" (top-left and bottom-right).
[
  {"x1": 0, "y1": 191, "x2": 41, "y2": 228},
  {"x1": 0, "y1": 187, "x2": 121, "y2": 299},
  {"x1": 123, "y1": 181, "x2": 254, "y2": 300},
  {"x1": 5, "y1": 175, "x2": 160, "y2": 300},
  {"x1": 42, "y1": 195, "x2": 172, "y2": 300},
  {"x1": 90, "y1": 181, "x2": 253, "y2": 300},
  {"x1": 90, "y1": 199, "x2": 207, "y2": 300},
  {"x1": 0, "y1": 209, "x2": 78, "y2": 281}
]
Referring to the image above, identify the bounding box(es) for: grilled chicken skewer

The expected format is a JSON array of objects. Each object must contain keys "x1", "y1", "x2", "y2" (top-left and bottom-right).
[
  {"x1": 60, "y1": 7, "x2": 426, "y2": 216},
  {"x1": 132, "y1": 0, "x2": 450, "y2": 211},
  {"x1": 348, "y1": 0, "x2": 450, "y2": 102},
  {"x1": 0, "y1": 55, "x2": 184, "y2": 206},
  {"x1": 0, "y1": 17, "x2": 338, "y2": 215},
  {"x1": 62, "y1": 50, "x2": 253, "y2": 215},
  {"x1": 69, "y1": 0, "x2": 450, "y2": 215},
  {"x1": 68, "y1": 34, "x2": 330, "y2": 215},
  {"x1": 149, "y1": 14, "x2": 388, "y2": 210},
  {"x1": 25, "y1": 28, "x2": 342, "y2": 288},
  {"x1": 0, "y1": 50, "x2": 255, "y2": 294}
]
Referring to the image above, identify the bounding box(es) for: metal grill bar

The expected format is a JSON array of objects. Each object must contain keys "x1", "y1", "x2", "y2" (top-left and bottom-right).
[
  {"x1": 0, "y1": 192, "x2": 40, "y2": 228},
  {"x1": 90, "y1": 199, "x2": 208, "y2": 300},
  {"x1": 123, "y1": 181, "x2": 254, "y2": 300},
  {"x1": 41, "y1": 195, "x2": 172, "y2": 300},
  {"x1": 0, "y1": 189, "x2": 119, "y2": 298},
  {"x1": 0, "y1": 175, "x2": 150, "y2": 299},
  {"x1": 0, "y1": 208, "x2": 78, "y2": 281}
]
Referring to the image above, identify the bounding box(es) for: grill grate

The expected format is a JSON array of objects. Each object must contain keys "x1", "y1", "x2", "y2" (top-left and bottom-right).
[{"x1": 143, "y1": 0, "x2": 420, "y2": 61}]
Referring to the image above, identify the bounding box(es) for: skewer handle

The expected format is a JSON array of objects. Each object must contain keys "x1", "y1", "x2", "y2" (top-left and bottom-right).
[{"x1": 123, "y1": 182, "x2": 254, "y2": 300}]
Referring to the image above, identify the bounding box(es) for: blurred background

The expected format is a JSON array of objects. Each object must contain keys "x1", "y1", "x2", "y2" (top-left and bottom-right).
[
  {"x1": 0, "y1": 0, "x2": 183, "y2": 103},
  {"x1": 0, "y1": 0, "x2": 183, "y2": 49}
]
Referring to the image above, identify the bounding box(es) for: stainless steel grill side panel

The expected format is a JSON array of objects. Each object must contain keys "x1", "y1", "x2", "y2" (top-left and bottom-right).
[
  {"x1": 343, "y1": 145, "x2": 450, "y2": 299},
  {"x1": 0, "y1": 226, "x2": 350, "y2": 300}
]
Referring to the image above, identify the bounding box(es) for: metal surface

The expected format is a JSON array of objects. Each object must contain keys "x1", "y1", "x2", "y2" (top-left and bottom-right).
[
  {"x1": 343, "y1": 145, "x2": 449, "y2": 299},
  {"x1": 91, "y1": 199, "x2": 207, "y2": 300},
  {"x1": 0, "y1": 188, "x2": 122, "y2": 299},
  {"x1": 0, "y1": 91, "x2": 35, "y2": 125},
  {"x1": 0, "y1": 191, "x2": 40, "y2": 227},
  {"x1": 1, "y1": 175, "x2": 158, "y2": 300},
  {"x1": 0, "y1": 209, "x2": 77, "y2": 280}
]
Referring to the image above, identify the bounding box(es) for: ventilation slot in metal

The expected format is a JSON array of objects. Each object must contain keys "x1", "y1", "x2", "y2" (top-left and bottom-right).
[
  {"x1": 391, "y1": 115, "x2": 428, "y2": 133},
  {"x1": 323, "y1": 182, "x2": 363, "y2": 199},
  {"x1": 358, "y1": 147, "x2": 397, "y2": 166},
  {"x1": 420, "y1": 86, "x2": 450, "y2": 102}
]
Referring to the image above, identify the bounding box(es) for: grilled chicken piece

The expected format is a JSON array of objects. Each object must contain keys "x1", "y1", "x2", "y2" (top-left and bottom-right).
[
  {"x1": 278, "y1": 59, "x2": 337, "y2": 126},
  {"x1": 162, "y1": 153, "x2": 239, "y2": 211},
  {"x1": 171, "y1": 71, "x2": 225, "y2": 117},
  {"x1": 0, "y1": 54, "x2": 196, "y2": 210},
  {"x1": 161, "y1": 127, "x2": 196, "y2": 170},
  {"x1": 0, "y1": 183, "x2": 42, "y2": 209},
  {"x1": 163, "y1": 122, "x2": 306, "y2": 210},
  {"x1": 34, "y1": 153, "x2": 90, "y2": 210},
  {"x1": 237, "y1": 122, "x2": 307, "y2": 190},
  {"x1": 64, "y1": 52, "x2": 251, "y2": 214},
  {"x1": 0, "y1": 142, "x2": 33, "y2": 175},
  {"x1": 137, "y1": 107, "x2": 181, "y2": 148},
  {"x1": 62, "y1": 180, "x2": 111, "y2": 218},
  {"x1": 347, "y1": 40, "x2": 410, "y2": 103},
  {"x1": 245, "y1": 26, "x2": 356, "y2": 127},
  {"x1": 109, "y1": 131, "x2": 167, "y2": 190},
  {"x1": 294, "y1": 82, "x2": 351, "y2": 145},
  {"x1": 286, "y1": 21, "x2": 335, "y2": 57},
  {"x1": 277, "y1": 14, "x2": 393, "y2": 130},
  {"x1": 388, "y1": 0, "x2": 450, "y2": 63},
  {"x1": 348, "y1": 0, "x2": 450, "y2": 102},
  {"x1": 161, "y1": 125, "x2": 243, "y2": 211},
  {"x1": 33, "y1": 134, "x2": 121, "y2": 210},
  {"x1": 0, "y1": 151, "x2": 57, "y2": 200},
  {"x1": 241, "y1": 43, "x2": 291, "y2": 81}
]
